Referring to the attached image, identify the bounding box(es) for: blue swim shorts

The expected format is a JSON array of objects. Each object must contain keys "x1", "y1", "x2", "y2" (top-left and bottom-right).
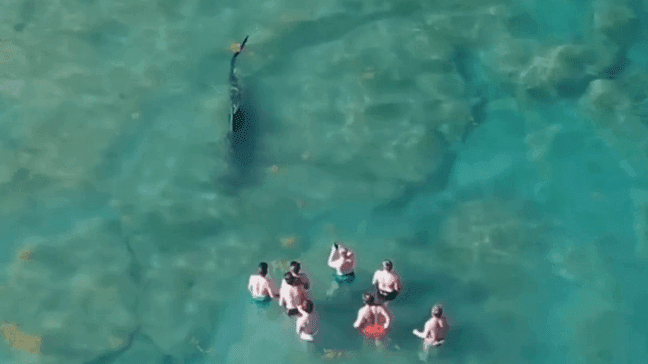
[
  {"x1": 251, "y1": 296, "x2": 273, "y2": 307},
  {"x1": 333, "y1": 271, "x2": 355, "y2": 284}
]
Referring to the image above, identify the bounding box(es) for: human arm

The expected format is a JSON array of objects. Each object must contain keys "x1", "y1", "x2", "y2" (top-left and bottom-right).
[
  {"x1": 264, "y1": 278, "x2": 280, "y2": 298},
  {"x1": 299, "y1": 289, "x2": 308, "y2": 306},
  {"x1": 379, "y1": 306, "x2": 390, "y2": 329},
  {"x1": 272, "y1": 278, "x2": 281, "y2": 298},
  {"x1": 352, "y1": 307, "x2": 366, "y2": 329},
  {"x1": 271, "y1": 281, "x2": 280, "y2": 298},
  {"x1": 434, "y1": 317, "x2": 448, "y2": 343},
  {"x1": 296, "y1": 313, "x2": 306, "y2": 334},
  {"x1": 247, "y1": 277, "x2": 254, "y2": 295},
  {"x1": 412, "y1": 328, "x2": 426, "y2": 339},
  {"x1": 424, "y1": 319, "x2": 435, "y2": 341},
  {"x1": 413, "y1": 320, "x2": 433, "y2": 339},
  {"x1": 327, "y1": 246, "x2": 339, "y2": 268},
  {"x1": 301, "y1": 274, "x2": 310, "y2": 290}
]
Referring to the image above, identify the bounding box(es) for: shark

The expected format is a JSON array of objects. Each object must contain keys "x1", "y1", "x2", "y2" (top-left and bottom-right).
[{"x1": 228, "y1": 35, "x2": 249, "y2": 137}]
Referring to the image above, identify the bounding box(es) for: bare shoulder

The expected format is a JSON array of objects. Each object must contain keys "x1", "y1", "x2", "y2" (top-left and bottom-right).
[{"x1": 425, "y1": 318, "x2": 435, "y2": 328}]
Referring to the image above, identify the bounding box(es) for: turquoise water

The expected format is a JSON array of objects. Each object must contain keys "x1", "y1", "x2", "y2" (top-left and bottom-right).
[{"x1": 1, "y1": 0, "x2": 648, "y2": 363}]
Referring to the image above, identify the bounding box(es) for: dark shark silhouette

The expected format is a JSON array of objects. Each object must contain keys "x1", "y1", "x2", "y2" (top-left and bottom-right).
[
  {"x1": 228, "y1": 35, "x2": 249, "y2": 136},
  {"x1": 219, "y1": 35, "x2": 264, "y2": 193}
]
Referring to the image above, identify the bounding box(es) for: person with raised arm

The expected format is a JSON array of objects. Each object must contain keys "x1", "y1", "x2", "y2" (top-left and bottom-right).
[{"x1": 326, "y1": 242, "x2": 356, "y2": 296}]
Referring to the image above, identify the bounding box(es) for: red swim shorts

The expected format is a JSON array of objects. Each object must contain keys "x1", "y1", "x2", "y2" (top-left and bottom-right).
[{"x1": 361, "y1": 324, "x2": 388, "y2": 340}]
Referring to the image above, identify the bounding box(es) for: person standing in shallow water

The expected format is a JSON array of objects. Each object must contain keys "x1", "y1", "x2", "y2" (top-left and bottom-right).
[
  {"x1": 279, "y1": 272, "x2": 307, "y2": 317},
  {"x1": 296, "y1": 299, "x2": 318, "y2": 342},
  {"x1": 326, "y1": 242, "x2": 356, "y2": 296},
  {"x1": 353, "y1": 293, "x2": 391, "y2": 348},
  {"x1": 248, "y1": 262, "x2": 279, "y2": 307},
  {"x1": 372, "y1": 260, "x2": 402, "y2": 305},
  {"x1": 413, "y1": 304, "x2": 449, "y2": 361},
  {"x1": 289, "y1": 261, "x2": 310, "y2": 292}
]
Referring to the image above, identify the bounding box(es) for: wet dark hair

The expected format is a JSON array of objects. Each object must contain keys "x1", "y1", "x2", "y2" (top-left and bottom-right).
[
  {"x1": 383, "y1": 260, "x2": 393, "y2": 271},
  {"x1": 284, "y1": 272, "x2": 295, "y2": 285},
  {"x1": 258, "y1": 262, "x2": 268, "y2": 276},
  {"x1": 363, "y1": 293, "x2": 375, "y2": 305},
  {"x1": 290, "y1": 261, "x2": 301, "y2": 273},
  {"x1": 303, "y1": 300, "x2": 314, "y2": 313}
]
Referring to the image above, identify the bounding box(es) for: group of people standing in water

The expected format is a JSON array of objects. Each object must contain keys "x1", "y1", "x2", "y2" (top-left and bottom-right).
[{"x1": 247, "y1": 242, "x2": 449, "y2": 361}]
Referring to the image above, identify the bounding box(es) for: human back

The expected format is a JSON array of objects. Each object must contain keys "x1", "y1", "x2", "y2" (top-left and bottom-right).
[
  {"x1": 248, "y1": 262, "x2": 278, "y2": 298},
  {"x1": 337, "y1": 250, "x2": 355, "y2": 273},
  {"x1": 248, "y1": 275, "x2": 272, "y2": 297},
  {"x1": 279, "y1": 273, "x2": 306, "y2": 310},
  {"x1": 425, "y1": 315, "x2": 448, "y2": 344},
  {"x1": 354, "y1": 294, "x2": 390, "y2": 329},
  {"x1": 328, "y1": 245, "x2": 355, "y2": 275},
  {"x1": 371, "y1": 305, "x2": 390, "y2": 328},
  {"x1": 373, "y1": 269, "x2": 401, "y2": 292}
]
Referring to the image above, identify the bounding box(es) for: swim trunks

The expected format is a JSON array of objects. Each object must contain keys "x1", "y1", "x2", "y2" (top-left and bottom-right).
[
  {"x1": 425, "y1": 338, "x2": 445, "y2": 347},
  {"x1": 361, "y1": 324, "x2": 388, "y2": 340},
  {"x1": 286, "y1": 308, "x2": 300, "y2": 316},
  {"x1": 333, "y1": 271, "x2": 355, "y2": 284},
  {"x1": 300, "y1": 332, "x2": 315, "y2": 342},
  {"x1": 251, "y1": 296, "x2": 272, "y2": 307},
  {"x1": 376, "y1": 289, "x2": 398, "y2": 301}
]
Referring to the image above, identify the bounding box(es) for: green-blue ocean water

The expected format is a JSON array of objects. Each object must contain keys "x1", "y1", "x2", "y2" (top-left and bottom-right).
[{"x1": 1, "y1": 0, "x2": 647, "y2": 363}]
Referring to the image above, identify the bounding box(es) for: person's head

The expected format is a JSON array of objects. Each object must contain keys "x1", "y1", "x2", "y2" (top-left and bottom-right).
[
  {"x1": 284, "y1": 272, "x2": 295, "y2": 285},
  {"x1": 432, "y1": 304, "x2": 443, "y2": 317},
  {"x1": 302, "y1": 300, "x2": 314, "y2": 314},
  {"x1": 362, "y1": 293, "x2": 375, "y2": 305},
  {"x1": 290, "y1": 261, "x2": 301, "y2": 274},
  {"x1": 258, "y1": 262, "x2": 268, "y2": 276},
  {"x1": 338, "y1": 246, "x2": 348, "y2": 256},
  {"x1": 382, "y1": 260, "x2": 393, "y2": 271}
]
